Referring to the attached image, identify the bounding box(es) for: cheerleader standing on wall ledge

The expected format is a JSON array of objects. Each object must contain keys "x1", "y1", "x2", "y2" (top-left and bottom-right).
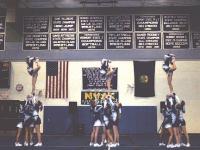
[{"x1": 162, "y1": 54, "x2": 177, "y2": 94}]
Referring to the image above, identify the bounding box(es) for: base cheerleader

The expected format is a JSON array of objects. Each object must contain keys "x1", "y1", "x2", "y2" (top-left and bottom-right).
[{"x1": 89, "y1": 100, "x2": 103, "y2": 147}]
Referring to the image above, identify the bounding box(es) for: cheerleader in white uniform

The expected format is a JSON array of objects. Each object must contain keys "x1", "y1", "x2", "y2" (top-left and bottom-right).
[
  {"x1": 32, "y1": 94, "x2": 43, "y2": 147},
  {"x1": 177, "y1": 101, "x2": 190, "y2": 147},
  {"x1": 112, "y1": 102, "x2": 122, "y2": 147},
  {"x1": 23, "y1": 95, "x2": 35, "y2": 147},
  {"x1": 89, "y1": 100, "x2": 103, "y2": 147},
  {"x1": 100, "y1": 59, "x2": 115, "y2": 90},
  {"x1": 23, "y1": 94, "x2": 43, "y2": 147},
  {"x1": 164, "y1": 95, "x2": 174, "y2": 149},
  {"x1": 171, "y1": 95, "x2": 182, "y2": 148},
  {"x1": 26, "y1": 56, "x2": 41, "y2": 94},
  {"x1": 14, "y1": 101, "x2": 25, "y2": 147},
  {"x1": 162, "y1": 54, "x2": 177, "y2": 94},
  {"x1": 103, "y1": 96, "x2": 116, "y2": 148}
]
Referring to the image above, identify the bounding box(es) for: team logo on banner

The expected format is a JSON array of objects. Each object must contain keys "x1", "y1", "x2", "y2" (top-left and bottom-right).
[
  {"x1": 139, "y1": 75, "x2": 149, "y2": 84},
  {"x1": 134, "y1": 61, "x2": 155, "y2": 97},
  {"x1": 81, "y1": 91, "x2": 119, "y2": 105}
]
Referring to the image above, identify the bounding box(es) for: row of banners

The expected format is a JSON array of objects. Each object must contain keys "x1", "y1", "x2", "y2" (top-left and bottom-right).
[
  {"x1": 0, "y1": 61, "x2": 155, "y2": 104},
  {"x1": 81, "y1": 61, "x2": 155, "y2": 105}
]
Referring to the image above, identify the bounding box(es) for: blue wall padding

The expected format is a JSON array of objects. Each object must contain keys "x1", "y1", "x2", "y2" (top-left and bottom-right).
[{"x1": 44, "y1": 106, "x2": 157, "y2": 135}]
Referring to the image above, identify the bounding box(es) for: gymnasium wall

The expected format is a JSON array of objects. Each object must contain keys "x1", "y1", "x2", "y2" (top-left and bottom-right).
[
  {"x1": 1, "y1": 7, "x2": 200, "y2": 61},
  {"x1": 0, "y1": 6, "x2": 200, "y2": 134},
  {"x1": 0, "y1": 61, "x2": 200, "y2": 133}
]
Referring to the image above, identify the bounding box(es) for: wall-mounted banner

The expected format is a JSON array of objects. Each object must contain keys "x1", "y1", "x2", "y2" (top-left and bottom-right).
[
  {"x1": 163, "y1": 32, "x2": 189, "y2": 49},
  {"x1": 81, "y1": 91, "x2": 118, "y2": 105},
  {"x1": 79, "y1": 16, "x2": 104, "y2": 32},
  {"x1": 0, "y1": 61, "x2": 10, "y2": 88},
  {"x1": 135, "y1": 33, "x2": 161, "y2": 49},
  {"x1": 135, "y1": 15, "x2": 160, "y2": 31},
  {"x1": 23, "y1": 33, "x2": 49, "y2": 50},
  {"x1": 23, "y1": 16, "x2": 49, "y2": 33},
  {"x1": 107, "y1": 33, "x2": 133, "y2": 49},
  {"x1": 82, "y1": 67, "x2": 117, "y2": 90},
  {"x1": 51, "y1": 33, "x2": 76, "y2": 50},
  {"x1": 0, "y1": 17, "x2": 6, "y2": 33},
  {"x1": 0, "y1": 34, "x2": 5, "y2": 50},
  {"x1": 51, "y1": 16, "x2": 76, "y2": 32},
  {"x1": 45, "y1": 61, "x2": 68, "y2": 99},
  {"x1": 134, "y1": 61, "x2": 155, "y2": 97},
  {"x1": 192, "y1": 32, "x2": 200, "y2": 49},
  {"x1": 106, "y1": 15, "x2": 132, "y2": 31},
  {"x1": 79, "y1": 33, "x2": 105, "y2": 49},
  {"x1": 163, "y1": 15, "x2": 189, "y2": 31}
]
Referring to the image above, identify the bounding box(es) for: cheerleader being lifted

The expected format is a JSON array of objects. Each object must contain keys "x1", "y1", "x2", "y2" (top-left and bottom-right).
[
  {"x1": 162, "y1": 54, "x2": 177, "y2": 94},
  {"x1": 26, "y1": 56, "x2": 41, "y2": 94},
  {"x1": 100, "y1": 59, "x2": 115, "y2": 91}
]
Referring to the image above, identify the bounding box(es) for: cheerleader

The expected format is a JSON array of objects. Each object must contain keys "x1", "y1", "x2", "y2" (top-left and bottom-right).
[
  {"x1": 177, "y1": 101, "x2": 190, "y2": 147},
  {"x1": 106, "y1": 67, "x2": 115, "y2": 91},
  {"x1": 89, "y1": 100, "x2": 103, "y2": 147},
  {"x1": 100, "y1": 114, "x2": 107, "y2": 147},
  {"x1": 32, "y1": 94, "x2": 43, "y2": 147},
  {"x1": 26, "y1": 56, "x2": 41, "y2": 94},
  {"x1": 171, "y1": 96, "x2": 181, "y2": 148},
  {"x1": 100, "y1": 59, "x2": 115, "y2": 90},
  {"x1": 14, "y1": 101, "x2": 25, "y2": 147},
  {"x1": 23, "y1": 94, "x2": 43, "y2": 147},
  {"x1": 100, "y1": 58, "x2": 111, "y2": 75},
  {"x1": 23, "y1": 95, "x2": 35, "y2": 147},
  {"x1": 158, "y1": 103, "x2": 167, "y2": 147},
  {"x1": 112, "y1": 102, "x2": 122, "y2": 147},
  {"x1": 103, "y1": 96, "x2": 116, "y2": 148},
  {"x1": 163, "y1": 95, "x2": 174, "y2": 148},
  {"x1": 162, "y1": 54, "x2": 177, "y2": 94}
]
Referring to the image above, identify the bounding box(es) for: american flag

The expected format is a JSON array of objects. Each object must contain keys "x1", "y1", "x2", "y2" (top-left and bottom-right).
[{"x1": 45, "y1": 61, "x2": 68, "y2": 99}]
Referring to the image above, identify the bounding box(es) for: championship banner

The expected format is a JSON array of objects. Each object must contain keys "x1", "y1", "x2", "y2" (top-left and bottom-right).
[
  {"x1": 82, "y1": 67, "x2": 117, "y2": 90},
  {"x1": 134, "y1": 61, "x2": 155, "y2": 97},
  {"x1": 81, "y1": 91, "x2": 119, "y2": 105}
]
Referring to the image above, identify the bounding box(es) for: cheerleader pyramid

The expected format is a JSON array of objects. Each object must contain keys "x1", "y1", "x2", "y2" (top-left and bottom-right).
[
  {"x1": 89, "y1": 59, "x2": 122, "y2": 148},
  {"x1": 14, "y1": 57, "x2": 43, "y2": 147},
  {"x1": 159, "y1": 54, "x2": 190, "y2": 148}
]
